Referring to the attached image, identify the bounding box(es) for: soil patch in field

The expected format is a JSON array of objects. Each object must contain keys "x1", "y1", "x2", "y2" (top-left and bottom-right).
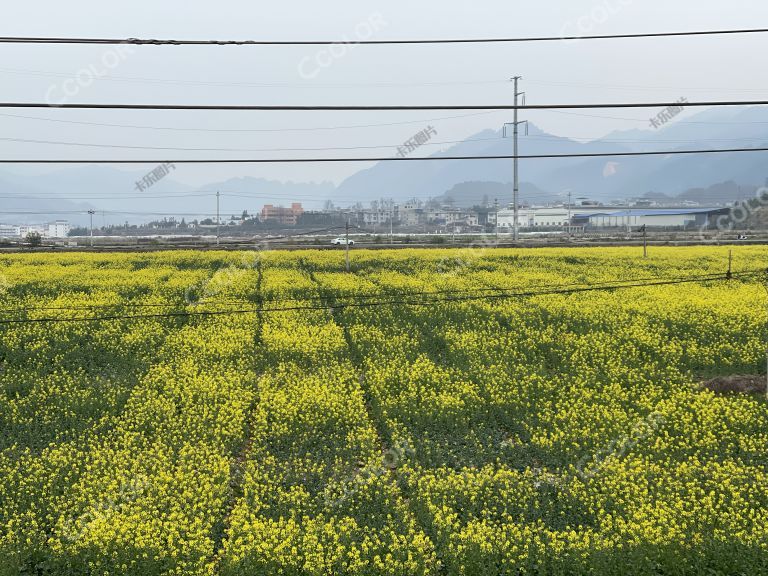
[{"x1": 700, "y1": 375, "x2": 767, "y2": 395}]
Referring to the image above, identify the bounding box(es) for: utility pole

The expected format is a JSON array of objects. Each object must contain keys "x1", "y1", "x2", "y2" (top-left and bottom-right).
[
  {"x1": 345, "y1": 219, "x2": 350, "y2": 272},
  {"x1": 87, "y1": 209, "x2": 95, "y2": 247},
  {"x1": 513, "y1": 76, "x2": 522, "y2": 242},
  {"x1": 216, "y1": 191, "x2": 220, "y2": 246},
  {"x1": 494, "y1": 198, "x2": 499, "y2": 242},
  {"x1": 564, "y1": 189, "x2": 573, "y2": 236},
  {"x1": 389, "y1": 200, "x2": 394, "y2": 245},
  {"x1": 641, "y1": 224, "x2": 648, "y2": 258},
  {"x1": 502, "y1": 77, "x2": 526, "y2": 243}
]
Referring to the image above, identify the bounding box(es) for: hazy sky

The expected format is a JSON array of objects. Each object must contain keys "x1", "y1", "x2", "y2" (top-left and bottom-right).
[{"x1": 2, "y1": 0, "x2": 768, "y2": 186}]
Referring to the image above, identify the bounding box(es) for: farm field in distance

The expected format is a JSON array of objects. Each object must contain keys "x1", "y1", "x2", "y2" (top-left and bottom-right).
[{"x1": 1, "y1": 246, "x2": 767, "y2": 575}]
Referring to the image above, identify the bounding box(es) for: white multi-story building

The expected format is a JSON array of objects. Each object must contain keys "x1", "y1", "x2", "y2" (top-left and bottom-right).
[
  {"x1": 46, "y1": 220, "x2": 70, "y2": 238},
  {"x1": 496, "y1": 206, "x2": 729, "y2": 229},
  {"x1": 361, "y1": 209, "x2": 394, "y2": 226},
  {"x1": 399, "y1": 201, "x2": 424, "y2": 226},
  {"x1": 426, "y1": 209, "x2": 475, "y2": 225},
  {"x1": 582, "y1": 208, "x2": 729, "y2": 229},
  {"x1": 0, "y1": 224, "x2": 20, "y2": 238},
  {"x1": 18, "y1": 225, "x2": 45, "y2": 237},
  {"x1": 358, "y1": 205, "x2": 400, "y2": 226},
  {"x1": 497, "y1": 207, "x2": 589, "y2": 228},
  {"x1": 1, "y1": 221, "x2": 70, "y2": 239}
]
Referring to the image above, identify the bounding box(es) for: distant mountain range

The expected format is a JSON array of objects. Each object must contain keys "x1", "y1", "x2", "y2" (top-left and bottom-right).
[
  {"x1": 3, "y1": 106, "x2": 768, "y2": 224},
  {"x1": 644, "y1": 181, "x2": 759, "y2": 205},
  {"x1": 335, "y1": 106, "x2": 768, "y2": 204},
  {"x1": 0, "y1": 169, "x2": 335, "y2": 225},
  {"x1": 434, "y1": 181, "x2": 551, "y2": 208}
]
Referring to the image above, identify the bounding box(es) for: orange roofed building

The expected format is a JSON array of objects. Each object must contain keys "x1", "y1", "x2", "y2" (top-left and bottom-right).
[{"x1": 260, "y1": 203, "x2": 304, "y2": 226}]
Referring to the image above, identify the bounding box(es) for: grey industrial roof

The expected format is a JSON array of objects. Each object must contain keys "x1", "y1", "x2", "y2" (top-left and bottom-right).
[{"x1": 577, "y1": 208, "x2": 726, "y2": 217}]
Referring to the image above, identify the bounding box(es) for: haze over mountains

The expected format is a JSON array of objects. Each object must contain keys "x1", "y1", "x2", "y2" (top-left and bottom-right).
[{"x1": 3, "y1": 106, "x2": 768, "y2": 225}]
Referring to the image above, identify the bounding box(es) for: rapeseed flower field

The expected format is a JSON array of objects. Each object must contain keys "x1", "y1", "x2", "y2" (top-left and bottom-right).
[{"x1": 1, "y1": 246, "x2": 766, "y2": 575}]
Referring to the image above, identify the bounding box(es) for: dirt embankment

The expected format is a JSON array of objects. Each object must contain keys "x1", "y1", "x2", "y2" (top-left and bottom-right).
[{"x1": 700, "y1": 375, "x2": 767, "y2": 395}]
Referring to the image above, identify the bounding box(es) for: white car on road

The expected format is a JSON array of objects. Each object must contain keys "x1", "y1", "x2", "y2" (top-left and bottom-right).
[{"x1": 331, "y1": 237, "x2": 354, "y2": 246}]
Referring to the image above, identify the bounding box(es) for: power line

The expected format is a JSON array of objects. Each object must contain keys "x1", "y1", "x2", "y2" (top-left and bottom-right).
[
  {"x1": 4, "y1": 145, "x2": 768, "y2": 164},
  {"x1": 0, "y1": 271, "x2": 754, "y2": 325},
  {"x1": 0, "y1": 189, "x2": 453, "y2": 203},
  {"x1": 1, "y1": 107, "x2": 765, "y2": 136},
  {"x1": 545, "y1": 109, "x2": 757, "y2": 125},
  {"x1": 0, "y1": 192, "x2": 334, "y2": 202},
  {"x1": 0, "y1": 210, "x2": 243, "y2": 216},
  {"x1": 0, "y1": 66, "x2": 508, "y2": 89},
  {"x1": 531, "y1": 135, "x2": 768, "y2": 145},
  {"x1": 0, "y1": 272, "x2": 742, "y2": 315},
  {"x1": 5, "y1": 65, "x2": 768, "y2": 94},
  {"x1": 0, "y1": 134, "x2": 500, "y2": 153},
  {"x1": 527, "y1": 78, "x2": 768, "y2": 94},
  {"x1": 7, "y1": 65, "x2": 768, "y2": 94},
  {"x1": 8, "y1": 132, "x2": 768, "y2": 153},
  {"x1": 0, "y1": 192, "x2": 216, "y2": 200},
  {"x1": 1, "y1": 28, "x2": 767, "y2": 45},
  {"x1": 3, "y1": 99, "x2": 768, "y2": 111},
  {"x1": 0, "y1": 111, "x2": 497, "y2": 133},
  {"x1": 8, "y1": 133, "x2": 768, "y2": 159},
  {"x1": 0, "y1": 184, "x2": 573, "y2": 201},
  {"x1": 1, "y1": 273, "x2": 749, "y2": 320}
]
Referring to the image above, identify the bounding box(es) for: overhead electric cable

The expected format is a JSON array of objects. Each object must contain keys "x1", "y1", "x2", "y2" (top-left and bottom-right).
[
  {"x1": 0, "y1": 271, "x2": 756, "y2": 325},
  {"x1": 1, "y1": 28, "x2": 767, "y2": 45},
  {"x1": 1, "y1": 99, "x2": 768, "y2": 111},
  {"x1": 4, "y1": 146, "x2": 768, "y2": 164}
]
